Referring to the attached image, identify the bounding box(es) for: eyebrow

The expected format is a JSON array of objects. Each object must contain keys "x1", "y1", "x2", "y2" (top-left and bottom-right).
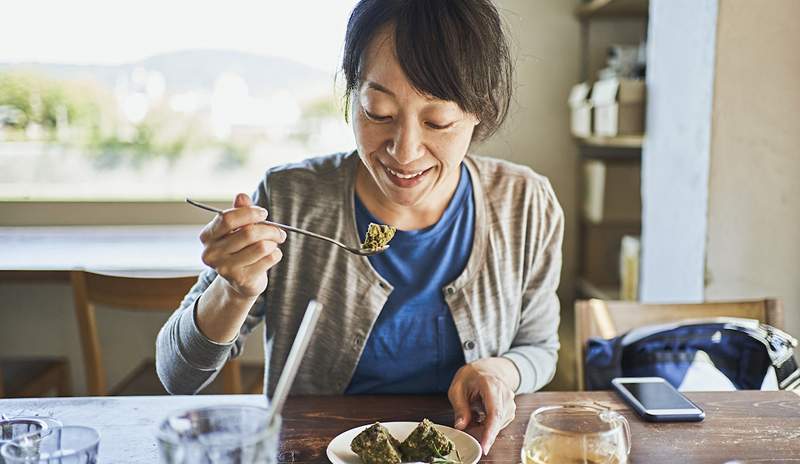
[
  {"x1": 364, "y1": 80, "x2": 447, "y2": 106},
  {"x1": 364, "y1": 81, "x2": 396, "y2": 97}
]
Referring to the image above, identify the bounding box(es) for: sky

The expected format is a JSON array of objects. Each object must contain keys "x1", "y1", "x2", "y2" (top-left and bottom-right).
[{"x1": 0, "y1": 0, "x2": 360, "y2": 73}]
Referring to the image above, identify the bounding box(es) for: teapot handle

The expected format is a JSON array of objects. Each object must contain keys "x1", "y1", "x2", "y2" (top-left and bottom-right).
[{"x1": 618, "y1": 415, "x2": 632, "y2": 456}]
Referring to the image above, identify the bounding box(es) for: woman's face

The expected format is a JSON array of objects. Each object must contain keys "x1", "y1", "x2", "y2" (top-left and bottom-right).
[{"x1": 351, "y1": 27, "x2": 480, "y2": 209}]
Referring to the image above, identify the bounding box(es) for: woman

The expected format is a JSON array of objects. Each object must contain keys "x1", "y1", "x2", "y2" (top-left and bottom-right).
[{"x1": 156, "y1": 0, "x2": 563, "y2": 455}]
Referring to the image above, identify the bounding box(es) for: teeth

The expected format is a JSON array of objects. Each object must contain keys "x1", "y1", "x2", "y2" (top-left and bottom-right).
[{"x1": 386, "y1": 166, "x2": 425, "y2": 179}]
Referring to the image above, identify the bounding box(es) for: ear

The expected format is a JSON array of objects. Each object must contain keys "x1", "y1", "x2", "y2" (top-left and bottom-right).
[{"x1": 470, "y1": 113, "x2": 481, "y2": 126}]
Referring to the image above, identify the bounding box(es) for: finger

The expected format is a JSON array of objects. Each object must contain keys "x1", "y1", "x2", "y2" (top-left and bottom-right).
[
  {"x1": 201, "y1": 206, "x2": 268, "y2": 243},
  {"x1": 215, "y1": 242, "x2": 281, "y2": 282},
  {"x1": 217, "y1": 223, "x2": 286, "y2": 255},
  {"x1": 233, "y1": 192, "x2": 252, "y2": 208},
  {"x1": 448, "y1": 381, "x2": 473, "y2": 430},
  {"x1": 479, "y1": 385, "x2": 504, "y2": 455},
  {"x1": 198, "y1": 193, "x2": 260, "y2": 243},
  {"x1": 201, "y1": 224, "x2": 284, "y2": 267},
  {"x1": 230, "y1": 239, "x2": 280, "y2": 267},
  {"x1": 245, "y1": 247, "x2": 284, "y2": 274}
]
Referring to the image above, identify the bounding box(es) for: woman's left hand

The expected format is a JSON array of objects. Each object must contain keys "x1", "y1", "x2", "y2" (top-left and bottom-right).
[{"x1": 448, "y1": 357, "x2": 520, "y2": 455}]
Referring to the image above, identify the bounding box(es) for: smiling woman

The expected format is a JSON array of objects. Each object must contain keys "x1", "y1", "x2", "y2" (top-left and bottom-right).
[{"x1": 156, "y1": 0, "x2": 564, "y2": 457}]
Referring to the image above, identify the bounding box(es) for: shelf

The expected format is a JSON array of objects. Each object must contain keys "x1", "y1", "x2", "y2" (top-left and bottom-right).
[
  {"x1": 575, "y1": 0, "x2": 649, "y2": 19},
  {"x1": 576, "y1": 135, "x2": 643, "y2": 161},
  {"x1": 577, "y1": 134, "x2": 644, "y2": 148},
  {"x1": 577, "y1": 278, "x2": 620, "y2": 300},
  {"x1": 580, "y1": 218, "x2": 641, "y2": 227}
]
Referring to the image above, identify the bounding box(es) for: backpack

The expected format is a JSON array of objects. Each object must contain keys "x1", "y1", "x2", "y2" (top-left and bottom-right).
[{"x1": 584, "y1": 318, "x2": 799, "y2": 391}]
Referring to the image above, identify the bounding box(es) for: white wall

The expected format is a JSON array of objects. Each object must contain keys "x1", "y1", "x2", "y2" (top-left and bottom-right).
[
  {"x1": 483, "y1": 0, "x2": 580, "y2": 389},
  {"x1": 641, "y1": 0, "x2": 799, "y2": 338},
  {"x1": 705, "y1": 0, "x2": 800, "y2": 336},
  {"x1": 485, "y1": 0, "x2": 579, "y2": 300},
  {"x1": 640, "y1": 0, "x2": 718, "y2": 302}
]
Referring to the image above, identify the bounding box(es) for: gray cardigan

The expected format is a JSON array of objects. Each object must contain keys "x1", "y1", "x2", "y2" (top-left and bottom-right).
[{"x1": 156, "y1": 151, "x2": 563, "y2": 396}]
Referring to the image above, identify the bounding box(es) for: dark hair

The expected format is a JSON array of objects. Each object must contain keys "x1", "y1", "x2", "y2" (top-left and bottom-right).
[{"x1": 342, "y1": 0, "x2": 514, "y2": 142}]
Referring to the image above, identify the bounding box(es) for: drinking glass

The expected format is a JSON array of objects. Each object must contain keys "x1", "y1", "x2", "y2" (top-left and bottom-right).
[
  {"x1": 521, "y1": 403, "x2": 631, "y2": 464},
  {"x1": 0, "y1": 418, "x2": 65, "y2": 464},
  {"x1": 1, "y1": 425, "x2": 99, "y2": 464},
  {"x1": 157, "y1": 405, "x2": 280, "y2": 464}
]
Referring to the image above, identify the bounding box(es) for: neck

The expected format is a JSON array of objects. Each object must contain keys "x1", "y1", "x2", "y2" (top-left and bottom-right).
[{"x1": 355, "y1": 161, "x2": 461, "y2": 231}]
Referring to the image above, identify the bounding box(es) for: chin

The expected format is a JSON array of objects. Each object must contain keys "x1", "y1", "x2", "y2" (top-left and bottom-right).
[{"x1": 379, "y1": 183, "x2": 427, "y2": 207}]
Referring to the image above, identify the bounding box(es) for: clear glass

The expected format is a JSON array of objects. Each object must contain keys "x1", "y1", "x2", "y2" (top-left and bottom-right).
[
  {"x1": 157, "y1": 405, "x2": 280, "y2": 464},
  {"x1": 1, "y1": 418, "x2": 48, "y2": 443},
  {"x1": 0, "y1": 425, "x2": 99, "y2": 464},
  {"x1": 521, "y1": 403, "x2": 631, "y2": 464},
  {"x1": 0, "y1": 418, "x2": 62, "y2": 464}
]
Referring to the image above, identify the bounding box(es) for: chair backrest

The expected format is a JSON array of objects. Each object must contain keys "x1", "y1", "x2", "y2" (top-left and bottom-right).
[
  {"x1": 574, "y1": 298, "x2": 784, "y2": 390},
  {"x1": 70, "y1": 270, "x2": 198, "y2": 395}
]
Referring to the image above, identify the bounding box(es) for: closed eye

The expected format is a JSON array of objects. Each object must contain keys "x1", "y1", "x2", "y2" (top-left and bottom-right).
[
  {"x1": 363, "y1": 109, "x2": 391, "y2": 122},
  {"x1": 425, "y1": 121, "x2": 454, "y2": 130}
]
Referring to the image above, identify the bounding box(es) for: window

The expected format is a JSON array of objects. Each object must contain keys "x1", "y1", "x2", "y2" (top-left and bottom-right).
[{"x1": 0, "y1": 1, "x2": 358, "y2": 201}]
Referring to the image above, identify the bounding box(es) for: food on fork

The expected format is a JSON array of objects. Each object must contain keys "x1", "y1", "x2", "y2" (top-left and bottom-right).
[
  {"x1": 362, "y1": 223, "x2": 397, "y2": 251},
  {"x1": 351, "y1": 423, "x2": 404, "y2": 464}
]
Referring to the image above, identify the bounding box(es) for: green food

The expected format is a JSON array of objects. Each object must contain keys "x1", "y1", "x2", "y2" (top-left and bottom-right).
[
  {"x1": 361, "y1": 223, "x2": 396, "y2": 251},
  {"x1": 350, "y1": 419, "x2": 459, "y2": 464},
  {"x1": 399, "y1": 419, "x2": 455, "y2": 463},
  {"x1": 350, "y1": 423, "x2": 403, "y2": 464}
]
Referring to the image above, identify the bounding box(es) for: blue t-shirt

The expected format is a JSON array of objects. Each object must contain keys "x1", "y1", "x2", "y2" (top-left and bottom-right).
[{"x1": 346, "y1": 163, "x2": 474, "y2": 394}]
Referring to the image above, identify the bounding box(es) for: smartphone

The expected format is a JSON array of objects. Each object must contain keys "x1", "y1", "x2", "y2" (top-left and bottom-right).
[{"x1": 611, "y1": 377, "x2": 705, "y2": 422}]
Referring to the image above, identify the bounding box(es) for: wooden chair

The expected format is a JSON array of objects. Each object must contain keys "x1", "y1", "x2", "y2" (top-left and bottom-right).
[
  {"x1": 0, "y1": 358, "x2": 71, "y2": 398},
  {"x1": 574, "y1": 298, "x2": 784, "y2": 390},
  {"x1": 70, "y1": 270, "x2": 264, "y2": 396}
]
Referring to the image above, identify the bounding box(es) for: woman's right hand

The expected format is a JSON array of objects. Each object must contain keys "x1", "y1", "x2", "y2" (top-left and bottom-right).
[{"x1": 199, "y1": 193, "x2": 287, "y2": 299}]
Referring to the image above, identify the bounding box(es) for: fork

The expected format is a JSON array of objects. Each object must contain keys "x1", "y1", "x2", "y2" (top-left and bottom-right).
[{"x1": 185, "y1": 198, "x2": 388, "y2": 256}]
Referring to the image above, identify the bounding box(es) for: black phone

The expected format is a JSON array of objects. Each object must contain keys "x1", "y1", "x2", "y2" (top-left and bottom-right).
[{"x1": 612, "y1": 377, "x2": 705, "y2": 422}]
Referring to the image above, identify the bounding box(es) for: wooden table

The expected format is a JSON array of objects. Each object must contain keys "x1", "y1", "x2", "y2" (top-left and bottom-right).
[{"x1": 1, "y1": 391, "x2": 798, "y2": 463}]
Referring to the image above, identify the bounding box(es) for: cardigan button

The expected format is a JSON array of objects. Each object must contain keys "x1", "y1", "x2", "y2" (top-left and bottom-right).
[
  {"x1": 379, "y1": 282, "x2": 389, "y2": 290},
  {"x1": 463, "y1": 340, "x2": 476, "y2": 350},
  {"x1": 446, "y1": 286, "x2": 456, "y2": 295}
]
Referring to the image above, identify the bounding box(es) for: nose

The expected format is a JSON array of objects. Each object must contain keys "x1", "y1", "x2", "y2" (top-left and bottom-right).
[{"x1": 386, "y1": 120, "x2": 424, "y2": 166}]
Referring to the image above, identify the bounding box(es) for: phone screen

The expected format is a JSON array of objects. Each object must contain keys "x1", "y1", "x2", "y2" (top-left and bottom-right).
[{"x1": 622, "y1": 381, "x2": 696, "y2": 410}]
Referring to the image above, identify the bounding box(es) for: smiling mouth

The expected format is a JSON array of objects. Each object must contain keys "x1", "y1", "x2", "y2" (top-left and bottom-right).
[{"x1": 382, "y1": 164, "x2": 432, "y2": 179}]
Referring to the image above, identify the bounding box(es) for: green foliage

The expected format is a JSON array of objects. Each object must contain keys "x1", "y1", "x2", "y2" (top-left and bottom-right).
[
  {"x1": 0, "y1": 70, "x2": 105, "y2": 130},
  {"x1": 0, "y1": 71, "x2": 35, "y2": 127}
]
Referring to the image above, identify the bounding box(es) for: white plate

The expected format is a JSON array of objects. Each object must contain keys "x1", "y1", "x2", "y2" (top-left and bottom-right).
[{"x1": 327, "y1": 421, "x2": 482, "y2": 464}]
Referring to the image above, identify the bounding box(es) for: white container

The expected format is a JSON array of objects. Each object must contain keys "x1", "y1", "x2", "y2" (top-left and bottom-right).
[
  {"x1": 591, "y1": 78, "x2": 645, "y2": 137},
  {"x1": 568, "y1": 82, "x2": 593, "y2": 138}
]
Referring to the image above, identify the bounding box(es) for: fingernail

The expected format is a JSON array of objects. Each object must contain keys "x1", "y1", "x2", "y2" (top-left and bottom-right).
[
  {"x1": 259, "y1": 208, "x2": 268, "y2": 219},
  {"x1": 281, "y1": 229, "x2": 287, "y2": 241},
  {"x1": 455, "y1": 417, "x2": 465, "y2": 428}
]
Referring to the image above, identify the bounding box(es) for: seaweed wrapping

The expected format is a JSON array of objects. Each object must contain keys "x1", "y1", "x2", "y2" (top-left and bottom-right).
[
  {"x1": 350, "y1": 423, "x2": 403, "y2": 464},
  {"x1": 362, "y1": 223, "x2": 396, "y2": 251},
  {"x1": 399, "y1": 419, "x2": 455, "y2": 462}
]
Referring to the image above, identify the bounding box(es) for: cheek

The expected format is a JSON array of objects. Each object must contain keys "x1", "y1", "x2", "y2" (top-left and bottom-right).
[
  {"x1": 355, "y1": 123, "x2": 394, "y2": 159},
  {"x1": 430, "y1": 131, "x2": 472, "y2": 166}
]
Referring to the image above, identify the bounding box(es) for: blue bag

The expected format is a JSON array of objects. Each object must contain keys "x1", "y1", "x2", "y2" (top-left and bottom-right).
[{"x1": 584, "y1": 318, "x2": 799, "y2": 391}]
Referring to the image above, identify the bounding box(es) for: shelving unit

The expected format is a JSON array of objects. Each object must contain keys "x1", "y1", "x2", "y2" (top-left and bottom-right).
[
  {"x1": 576, "y1": 135, "x2": 643, "y2": 161},
  {"x1": 577, "y1": 134, "x2": 643, "y2": 148},
  {"x1": 574, "y1": 0, "x2": 648, "y2": 300},
  {"x1": 576, "y1": 0, "x2": 649, "y2": 19}
]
